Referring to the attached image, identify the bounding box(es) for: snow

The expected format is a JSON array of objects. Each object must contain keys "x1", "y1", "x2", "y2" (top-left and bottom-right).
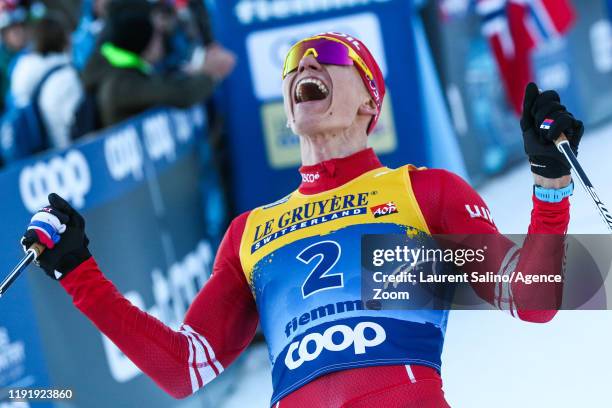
[
  {"x1": 444, "y1": 121, "x2": 612, "y2": 408},
  {"x1": 218, "y1": 344, "x2": 273, "y2": 408},
  {"x1": 220, "y1": 122, "x2": 612, "y2": 407}
]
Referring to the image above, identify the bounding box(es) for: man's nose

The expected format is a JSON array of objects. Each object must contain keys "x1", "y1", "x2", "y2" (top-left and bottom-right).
[{"x1": 297, "y1": 55, "x2": 322, "y2": 74}]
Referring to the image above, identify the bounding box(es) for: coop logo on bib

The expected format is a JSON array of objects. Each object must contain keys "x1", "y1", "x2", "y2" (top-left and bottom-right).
[{"x1": 284, "y1": 321, "x2": 386, "y2": 370}]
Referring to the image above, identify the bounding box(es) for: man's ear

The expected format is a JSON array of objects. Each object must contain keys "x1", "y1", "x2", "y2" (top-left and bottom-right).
[{"x1": 358, "y1": 98, "x2": 378, "y2": 117}]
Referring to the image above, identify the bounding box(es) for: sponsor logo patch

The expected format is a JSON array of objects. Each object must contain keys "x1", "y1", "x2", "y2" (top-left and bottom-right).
[
  {"x1": 540, "y1": 118, "x2": 554, "y2": 130},
  {"x1": 465, "y1": 204, "x2": 494, "y2": 225},
  {"x1": 370, "y1": 202, "x2": 398, "y2": 218},
  {"x1": 251, "y1": 192, "x2": 370, "y2": 253},
  {"x1": 284, "y1": 321, "x2": 386, "y2": 370},
  {"x1": 301, "y1": 172, "x2": 320, "y2": 183}
]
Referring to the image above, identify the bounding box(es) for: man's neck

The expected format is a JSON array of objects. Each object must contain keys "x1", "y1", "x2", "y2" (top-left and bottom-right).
[
  {"x1": 298, "y1": 147, "x2": 382, "y2": 194},
  {"x1": 299, "y1": 128, "x2": 368, "y2": 166}
]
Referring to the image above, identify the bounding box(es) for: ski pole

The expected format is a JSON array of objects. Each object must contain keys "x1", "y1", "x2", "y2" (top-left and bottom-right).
[
  {"x1": 0, "y1": 243, "x2": 45, "y2": 298},
  {"x1": 556, "y1": 133, "x2": 612, "y2": 233}
]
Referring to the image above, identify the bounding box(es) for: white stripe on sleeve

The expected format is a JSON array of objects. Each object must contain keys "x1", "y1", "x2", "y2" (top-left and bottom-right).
[
  {"x1": 181, "y1": 331, "x2": 199, "y2": 394},
  {"x1": 180, "y1": 325, "x2": 223, "y2": 389},
  {"x1": 185, "y1": 325, "x2": 224, "y2": 374},
  {"x1": 405, "y1": 365, "x2": 416, "y2": 383},
  {"x1": 496, "y1": 245, "x2": 520, "y2": 316}
]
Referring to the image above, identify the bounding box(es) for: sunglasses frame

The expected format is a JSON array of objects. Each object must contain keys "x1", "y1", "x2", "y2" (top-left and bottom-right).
[{"x1": 282, "y1": 35, "x2": 374, "y2": 81}]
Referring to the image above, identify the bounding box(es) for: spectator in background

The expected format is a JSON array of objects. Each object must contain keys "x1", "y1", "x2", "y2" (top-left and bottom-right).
[
  {"x1": 10, "y1": 15, "x2": 82, "y2": 149},
  {"x1": 71, "y1": 0, "x2": 109, "y2": 70},
  {"x1": 42, "y1": 0, "x2": 80, "y2": 30},
  {"x1": 150, "y1": 0, "x2": 189, "y2": 74},
  {"x1": 0, "y1": 1, "x2": 28, "y2": 112},
  {"x1": 81, "y1": 0, "x2": 235, "y2": 129},
  {"x1": 148, "y1": 1, "x2": 209, "y2": 75}
]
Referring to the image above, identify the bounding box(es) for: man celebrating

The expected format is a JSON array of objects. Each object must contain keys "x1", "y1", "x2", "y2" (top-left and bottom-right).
[{"x1": 22, "y1": 33, "x2": 582, "y2": 407}]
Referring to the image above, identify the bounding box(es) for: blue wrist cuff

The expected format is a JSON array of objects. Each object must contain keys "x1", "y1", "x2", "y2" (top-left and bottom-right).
[{"x1": 533, "y1": 181, "x2": 574, "y2": 203}]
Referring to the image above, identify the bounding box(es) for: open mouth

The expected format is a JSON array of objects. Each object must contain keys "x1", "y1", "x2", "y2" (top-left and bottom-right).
[{"x1": 294, "y1": 77, "x2": 330, "y2": 104}]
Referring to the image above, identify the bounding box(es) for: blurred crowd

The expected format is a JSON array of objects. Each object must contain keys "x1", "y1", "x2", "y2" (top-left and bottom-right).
[{"x1": 0, "y1": 0, "x2": 236, "y2": 167}]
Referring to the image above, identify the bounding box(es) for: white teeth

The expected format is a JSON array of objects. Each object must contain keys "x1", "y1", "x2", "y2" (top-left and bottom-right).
[{"x1": 295, "y1": 77, "x2": 329, "y2": 102}]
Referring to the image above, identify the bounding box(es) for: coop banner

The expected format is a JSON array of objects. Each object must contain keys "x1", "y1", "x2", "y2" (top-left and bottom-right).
[{"x1": 0, "y1": 105, "x2": 228, "y2": 407}]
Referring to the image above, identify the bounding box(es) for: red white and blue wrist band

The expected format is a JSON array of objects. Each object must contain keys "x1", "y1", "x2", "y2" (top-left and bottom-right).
[
  {"x1": 534, "y1": 181, "x2": 574, "y2": 203},
  {"x1": 26, "y1": 210, "x2": 67, "y2": 249},
  {"x1": 28, "y1": 221, "x2": 62, "y2": 249}
]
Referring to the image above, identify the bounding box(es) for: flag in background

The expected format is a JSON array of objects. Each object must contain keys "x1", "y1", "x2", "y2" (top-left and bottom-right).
[
  {"x1": 476, "y1": 0, "x2": 576, "y2": 114},
  {"x1": 523, "y1": 0, "x2": 576, "y2": 43}
]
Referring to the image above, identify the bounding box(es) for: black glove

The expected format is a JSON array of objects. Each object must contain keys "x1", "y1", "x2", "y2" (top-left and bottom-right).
[
  {"x1": 521, "y1": 82, "x2": 584, "y2": 179},
  {"x1": 21, "y1": 193, "x2": 91, "y2": 280}
]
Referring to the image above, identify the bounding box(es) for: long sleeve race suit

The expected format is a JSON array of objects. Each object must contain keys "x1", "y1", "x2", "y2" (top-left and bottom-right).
[{"x1": 61, "y1": 148, "x2": 569, "y2": 407}]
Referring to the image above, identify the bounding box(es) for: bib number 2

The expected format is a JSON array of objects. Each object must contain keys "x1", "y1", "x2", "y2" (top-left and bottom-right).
[{"x1": 298, "y1": 240, "x2": 343, "y2": 298}]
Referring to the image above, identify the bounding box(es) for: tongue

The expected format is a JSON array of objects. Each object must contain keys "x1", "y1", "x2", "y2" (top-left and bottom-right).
[{"x1": 299, "y1": 82, "x2": 327, "y2": 103}]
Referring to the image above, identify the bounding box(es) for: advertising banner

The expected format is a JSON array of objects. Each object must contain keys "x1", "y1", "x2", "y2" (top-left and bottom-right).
[
  {"x1": 0, "y1": 276, "x2": 51, "y2": 407},
  {"x1": 0, "y1": 106, "x2": 230, "y2": 407},
  {"x1": 210, "y1": 0, "x2": 466, "y2": 212}
]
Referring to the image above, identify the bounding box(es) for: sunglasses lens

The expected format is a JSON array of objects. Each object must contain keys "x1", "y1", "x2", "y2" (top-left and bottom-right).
[{"x1": 283, "y1": 38, "x2": 354, "y2": 78}]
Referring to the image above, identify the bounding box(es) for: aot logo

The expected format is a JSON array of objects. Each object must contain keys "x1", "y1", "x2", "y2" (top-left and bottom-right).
[
  {"x1": 19, "y1": 150, "x2": 91, "y2": 213},
  {"x1": 370, "y1": 202, "x2": 398, "y2": 218},
  {"x1": 284, "y1": 322, "x2": 386, "y2": 370}
]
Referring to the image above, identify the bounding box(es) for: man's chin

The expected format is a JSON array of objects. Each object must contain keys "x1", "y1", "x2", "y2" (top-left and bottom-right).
[
  {"x1": 293, "y1": 99, "x2": 329, "y2": 115},
  {"x1": 292, "y1": 117, "x2": 333, "y2": 137},
  {"x1": 292, "y1": 103, "x2": 331, "y2": 133}
]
